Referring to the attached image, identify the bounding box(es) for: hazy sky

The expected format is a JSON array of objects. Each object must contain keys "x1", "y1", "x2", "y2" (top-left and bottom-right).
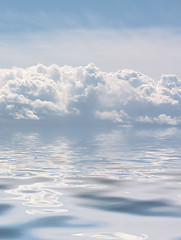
[{"x1": 1, "y1": 0, "x2": 181, "y2": 80}]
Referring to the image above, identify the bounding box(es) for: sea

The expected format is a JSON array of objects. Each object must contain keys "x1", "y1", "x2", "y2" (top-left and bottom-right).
[{"x1": 0, "y1": 124, "x2": 181, "y2": 240}]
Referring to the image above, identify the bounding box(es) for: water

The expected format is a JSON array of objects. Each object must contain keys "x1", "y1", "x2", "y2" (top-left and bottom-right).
[{"x1": 0, "y1": 125, "x2": 181, "y2": 240}]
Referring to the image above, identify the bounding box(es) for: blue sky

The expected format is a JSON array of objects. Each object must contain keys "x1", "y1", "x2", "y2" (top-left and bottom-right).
[
  {"x1": 1, "y1": 0, "x2": 181, "y2": 32},
  {"x1": 1, "y1": 0, "x2": 181, "y2": 79}
]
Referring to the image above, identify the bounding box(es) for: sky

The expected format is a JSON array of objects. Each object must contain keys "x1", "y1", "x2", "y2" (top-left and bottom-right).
[
  {"x1": 0, "y1": 0, "x2": 181, "y2": 80},
  {"x1": 1, "y1": 0, "x2": 181, "y2": 125}
]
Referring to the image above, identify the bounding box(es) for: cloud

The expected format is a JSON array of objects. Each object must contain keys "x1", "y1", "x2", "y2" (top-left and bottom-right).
[
  {"x1": 0, "y1": 63, "x2": 181, "y2": 126},
  {"x1": 95, "y1": 110, "x2": 129, "y2": 123},
  {"x1": 153, "y1": 114, "x2": 181, "y2": 126}
]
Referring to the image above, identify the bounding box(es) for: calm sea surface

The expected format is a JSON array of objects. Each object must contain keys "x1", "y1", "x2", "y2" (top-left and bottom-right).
[{"x1": 0, "y1": 125, "x2": 181, "y2": 240}]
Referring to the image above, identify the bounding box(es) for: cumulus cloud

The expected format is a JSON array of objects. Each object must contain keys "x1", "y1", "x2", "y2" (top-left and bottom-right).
[
  {"x1": 0, "y1": 63, "x2": 181, "y2": 125},
  {"x1": 95, "y1": 110, "x2": 129, "y2": 123}
]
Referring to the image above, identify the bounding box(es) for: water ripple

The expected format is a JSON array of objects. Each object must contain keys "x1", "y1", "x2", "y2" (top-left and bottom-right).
[
  {"x1": 75, "y1": 192, "x2": 181, "y2": 218},
  {"x1": 0, "y1": 204, "x2": 13, "y2": 215}
]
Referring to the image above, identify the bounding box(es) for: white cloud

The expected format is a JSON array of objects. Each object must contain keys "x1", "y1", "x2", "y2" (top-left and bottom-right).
[
  {"x1": 0, "y1": 63, "x2": 181, "y2": 125},
  {"x1": 153, "y1": 114, "x2": 181, "y2": 125},
  {"x1": 136, "y1": 116, "x2": 153, "y2": 123},
  {"x1": 95, "y1": 110, "x2": 129, "y2": 123},
  {"x1": 136, "y1": 114, "x2": 181, "y2": 126}
]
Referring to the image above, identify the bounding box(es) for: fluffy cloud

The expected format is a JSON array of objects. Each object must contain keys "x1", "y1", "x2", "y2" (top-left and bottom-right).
[{"x1": 0, "y1": 63, "x2": 181, "y2": 125}]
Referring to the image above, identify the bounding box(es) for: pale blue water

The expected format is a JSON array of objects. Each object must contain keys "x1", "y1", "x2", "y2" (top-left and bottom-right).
[{"x1": 0, "y1": 125, "x2": 181, "y2": 240}]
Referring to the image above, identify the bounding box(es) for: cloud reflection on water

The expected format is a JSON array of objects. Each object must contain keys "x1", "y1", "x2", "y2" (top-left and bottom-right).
[
  {"x1": 73, "y1": 232, "x2": 148, "y2": 240},
  {"x1": 1, "y1": 126, "x2": 181, "y2": 214},
  {"x1": 0, "y1": 126, "x2": 181, "y2": 239}
]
